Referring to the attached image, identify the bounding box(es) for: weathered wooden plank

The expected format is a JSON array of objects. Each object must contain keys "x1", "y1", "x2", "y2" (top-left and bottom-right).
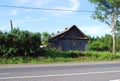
[{"x1": 48, "y1": 25, "x2": 88, "y2": 51}]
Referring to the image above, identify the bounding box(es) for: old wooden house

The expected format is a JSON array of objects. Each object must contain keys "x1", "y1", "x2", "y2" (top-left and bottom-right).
[{"x1": 48, "y1": 25, "x2": 88, "y2": 51}]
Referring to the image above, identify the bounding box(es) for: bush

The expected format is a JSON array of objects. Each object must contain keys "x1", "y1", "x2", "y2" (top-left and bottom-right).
[{"x1": 0, "y1": 28, "x2": 42, "y2": 58}]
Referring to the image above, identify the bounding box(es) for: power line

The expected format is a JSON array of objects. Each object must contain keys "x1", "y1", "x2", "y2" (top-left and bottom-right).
[{"x1": 0, "y1": 4, "x2": 94, "y2": 12}]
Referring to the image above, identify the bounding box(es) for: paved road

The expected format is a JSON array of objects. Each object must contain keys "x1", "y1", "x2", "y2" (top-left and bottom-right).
[{"x1": 0, "y1": 62, "x2": 120, "y2": 81}]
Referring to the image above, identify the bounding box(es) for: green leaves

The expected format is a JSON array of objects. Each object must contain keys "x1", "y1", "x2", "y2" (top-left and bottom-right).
[
  {"x1": 41, "y1": 32, "x2": 51, "y2": 45},
  {"x1": 88, "y1": 35, "x2": 112, "y2": 51},
  {"x1": 89, "y1": 0, "x2": 120, "y2": 53},
  {"x1": 89, "y1": 0, "x2": 120, "y2": 23},
  {"x1": 0, "y1": 28, "x2": 41, "y2": 58}
]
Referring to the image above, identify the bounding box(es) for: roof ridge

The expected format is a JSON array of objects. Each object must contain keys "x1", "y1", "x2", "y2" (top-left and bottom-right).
[{"x1": 49, "y1": 25, "x2": 88, "y2": 40}]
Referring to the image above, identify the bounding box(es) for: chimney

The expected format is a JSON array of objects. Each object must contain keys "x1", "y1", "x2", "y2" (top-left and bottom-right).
[
  {"x1": 65, "y1": 28, "x2": 68, "y2": 30},
  {"x1": 57, "y1": 31, "x2": 59, "y2": 33}
]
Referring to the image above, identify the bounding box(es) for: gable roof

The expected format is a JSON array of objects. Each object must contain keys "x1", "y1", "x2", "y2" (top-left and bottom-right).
[{"x1": 49, "y1": 25, "x2": 88, "y2": 40}]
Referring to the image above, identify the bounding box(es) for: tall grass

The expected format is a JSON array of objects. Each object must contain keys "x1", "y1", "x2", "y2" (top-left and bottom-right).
[{"x1": 0, "y1": 51, "x2": 120, "y2": 64}]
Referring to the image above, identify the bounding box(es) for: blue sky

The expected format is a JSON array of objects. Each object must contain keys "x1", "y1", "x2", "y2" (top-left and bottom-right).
[{"x1": 0, "y1": 0, "x2": 111, "y2": 36}]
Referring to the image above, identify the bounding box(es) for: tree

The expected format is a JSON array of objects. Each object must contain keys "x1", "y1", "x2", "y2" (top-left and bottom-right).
[
  {"x1": 89, "y1": 0, "x2": 120, "y2": 53},
  {"x1": 103, "y1": 34, "x2": 112, "y2": 51},
  {"x1": 0, "y1": 28, "x2": 41, "y2": 57},
  {"x1": 89, "y1": 40, "x2": 106, "y2": 51},
  {"x1": 88, "y1": 35, "x2": 112, "y2": 51},
  {"x1": 41, "y1": 32, "x2": 51, "y2": 45},
  {"x1": 116, "y1": 36, "x2": 120, "y2": 51}
]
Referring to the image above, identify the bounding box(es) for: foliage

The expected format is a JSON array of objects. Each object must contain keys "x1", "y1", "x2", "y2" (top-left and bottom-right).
[
  {"x1": 1, "y1": 28, "x2": 120, "y2": 64},
  {"x1": 88, "y1": 34, "x2": 120, "y2": 52},
  {"x1": 0, "y1": 51, "x2": 120, "y2": 64},
  {"x1": 89, "y1": 0, "x2": 120, "y2": 26},
  {"x1": 41, "y1": 32, "x2": 51, "y2": 45},
  {"x1": 89, "y1": 0, "x2": 120, "y2": 53},
  {"x1": 88, "y1": 34, "x2": 113, "y2": 51},
  {"x1": 116, "y1": 36, "x2": 120, "y2": 52},
  {"x1": 0, "y1": 28, "x2": 42, "y2": 58}
]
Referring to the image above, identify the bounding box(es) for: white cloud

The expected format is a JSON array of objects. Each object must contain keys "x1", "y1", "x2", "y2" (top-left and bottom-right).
[
  {"x1": 25, "y1": 16, "x2": 31, "y2": 19},
  {"x1": 81, "y1": 25, "x2": 111, "y2": 36},
  {"x1": 69, "y1": 0, "x2": 80, "y2": 10},
  {"x1": 52, "y1": 0, "x2": 80, "y2": 16},
  {"x1": 17, "y1": 0, "x2": 30, "y2": 5},
  {"x1": 16, "y1": 0, "x2": 49, "y2": 6},
  {"x1": 10, "y1": 10, "x2": 17, "y2": 16},
  {"x1": 15, "y1": 0, "x2": 51, "y2": 12},
  {"x1": 14, "y1": 17, "x2": 47, "y2": 25},
  {"x1": 56, "y1": 0, "x2": 80, "y2": 10},
  {"x1": 14, "y1": 0, "x2": 80, "y2": 16},
  {"x1": 34, "y1": 0, "x2": 50, "y2": 6},
  {"x1": 0, "y1": 25, "x2": 10, "y2": 31}
]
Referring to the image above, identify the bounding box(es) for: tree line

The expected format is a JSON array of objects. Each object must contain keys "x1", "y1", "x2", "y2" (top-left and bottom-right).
[
  {"x1": 41, "y1": 32, "x2": 120, "y2": 52},
  {"x1": 40, "y1": 31, "x2": 120, "y2": 52},
  {"x1": 1, "y1": 28, "x2": 120, "y2": 58},
  {"x1": 88, "y1": 34, "x2": 120, "y2": 52}
]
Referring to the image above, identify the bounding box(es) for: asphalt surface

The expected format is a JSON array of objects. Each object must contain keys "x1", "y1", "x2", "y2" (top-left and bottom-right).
[{"x1": 0, "y1": 62, "x2": 120, "y2": 81}]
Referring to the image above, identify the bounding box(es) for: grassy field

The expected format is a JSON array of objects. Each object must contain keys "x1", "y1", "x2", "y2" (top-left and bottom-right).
[{"x1": 0, "y1": 51, "x2": 120, "y2": 64}]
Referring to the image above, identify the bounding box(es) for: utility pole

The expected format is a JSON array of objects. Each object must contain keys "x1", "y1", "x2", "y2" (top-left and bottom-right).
[{"x1": 10, "y1": 20, "x2": 13, "y2": 30}]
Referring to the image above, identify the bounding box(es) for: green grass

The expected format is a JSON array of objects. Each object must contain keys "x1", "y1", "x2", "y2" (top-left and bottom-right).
[{"x1": 0, "y1": 51, "x2": 120, "y2": 64}]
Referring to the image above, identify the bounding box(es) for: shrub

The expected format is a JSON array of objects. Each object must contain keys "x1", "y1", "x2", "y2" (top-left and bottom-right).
[{"x1": 0, "y1": 28, "x2": 42, "y2": 58}]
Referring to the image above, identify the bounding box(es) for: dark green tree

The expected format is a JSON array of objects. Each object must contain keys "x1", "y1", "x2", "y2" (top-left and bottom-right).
[{"x1": 0, "y1": 28, "x2": 41, "y2": 57}]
